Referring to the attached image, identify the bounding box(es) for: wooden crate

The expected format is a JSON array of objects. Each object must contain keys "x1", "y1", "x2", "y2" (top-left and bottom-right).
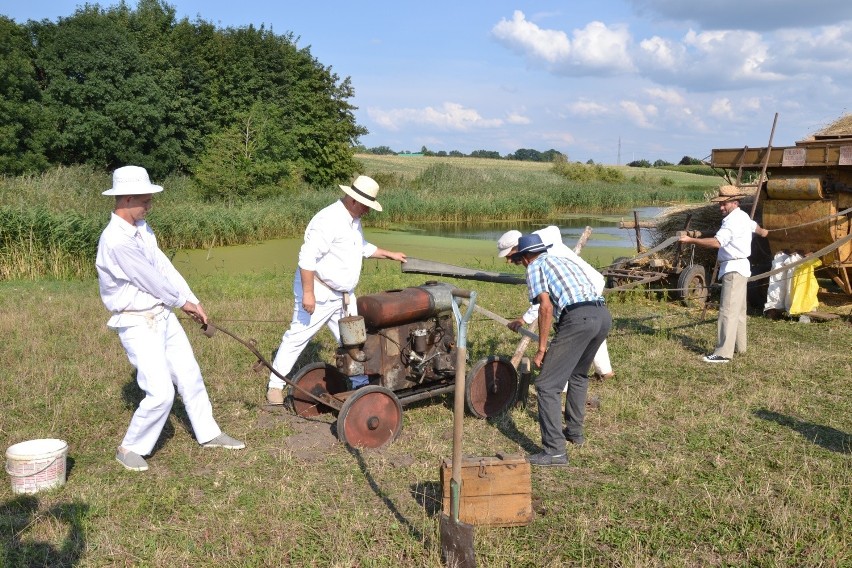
[{"x1": 440, "y1": 453, "x2": 533, "y2": 527}]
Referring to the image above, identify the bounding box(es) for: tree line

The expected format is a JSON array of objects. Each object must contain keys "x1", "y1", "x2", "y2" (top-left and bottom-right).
[
  {"x1": 0, "y1": 0, "x2": 365, "y2": 199},
  {"x1": 356, "y1": 145, "x2": 567, "y2": 162}
]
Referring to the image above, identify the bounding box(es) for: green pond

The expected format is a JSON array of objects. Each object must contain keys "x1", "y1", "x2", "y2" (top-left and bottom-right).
[{"x1": 171, "y1": 208, "x2": 663, "y2": 278}]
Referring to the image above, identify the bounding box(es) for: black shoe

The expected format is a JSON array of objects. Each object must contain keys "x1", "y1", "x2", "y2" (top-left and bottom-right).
[
  {"x1": 702, "y1": 354, "x2": 730, "y2": 363},
  {"x1": 527, "y1": 451, "x2": 568, "y2": 466}
]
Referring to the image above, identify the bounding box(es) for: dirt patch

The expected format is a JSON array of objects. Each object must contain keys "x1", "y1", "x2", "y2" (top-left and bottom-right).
[{"x1": 258, "y1": 405, "x2": 339, "y2": 462}]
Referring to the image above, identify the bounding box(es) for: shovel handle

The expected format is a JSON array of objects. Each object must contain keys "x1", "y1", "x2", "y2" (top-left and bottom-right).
[{"x1": 452, "y1": 345, "x2": 466, "y2": 482}]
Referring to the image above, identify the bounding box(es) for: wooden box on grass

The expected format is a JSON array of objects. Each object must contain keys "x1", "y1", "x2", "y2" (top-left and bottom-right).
[{"x1": 440, "y1": 453, "x2": 533, "y2": 527}]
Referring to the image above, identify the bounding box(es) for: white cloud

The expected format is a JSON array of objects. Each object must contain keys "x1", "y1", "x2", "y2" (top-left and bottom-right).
[
  {"x1": 506, "y1": 112, "x2": 531, "y2": 125},
  {"x1": 367, "y1": 103, "x2": 503, "y2": 131},
  {"x1": 620, "y1": 101, "x2": 658, "y2": 128},
  {"x1": 568, "y1": 21, "x2": 635, "y2": 72},
  {"x1": 638, "y1": 35, "x2": 685, "y2": 68},
  {"x1": 491, "y1": 10, "x2": 571, "y2": 64},
  {"x1": 709, "y1": 98, "x2": 734, "y2": 119},
  {"x1": 567, "y1": 100, "x2": 610, "y2": 117},
  {"x1": 491, "y1": 11, "x2": 634, "y2": 75},
  {"x1": 645, "y1": 87, "x2": 685, "y2": 105}
]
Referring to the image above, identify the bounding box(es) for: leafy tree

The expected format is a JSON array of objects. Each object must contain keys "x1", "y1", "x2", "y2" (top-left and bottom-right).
[
  {"x1": 512, "y1": 148, "x2": 543, "y2": 162},
  {"x1": 194, "y1": 103, "x2": 300, "y2": 203},
  {"x1": 448, "y1": 150, "x2": 465, "y2": 157},
  {"x1": 0, "y1": 17, "x2": 50, "y2": 174},
  {"x1": 12, "y1": 0, "x2": 365, "y2": 185},
  {"x1": 627, "y1": 159, "x2": 651, "y2": 168},
  {"x1": 541, "y1": 149, "x2": 565, "y2": 162},
  {"x1": 586, "y1": 159, "x2": 595, "y2": 165},
  {"x1": 469, "y1": 150, "x2": 502, "y2": 159},
  {"x1": 653, "y1": 159, "x2": 673, "y2": 167},
  {"x1": 368, "y1": 146, "x2": 395, "y2": 155},
  {"x1": 678, "y1": 155, "x2": 702, "y2": 166}
]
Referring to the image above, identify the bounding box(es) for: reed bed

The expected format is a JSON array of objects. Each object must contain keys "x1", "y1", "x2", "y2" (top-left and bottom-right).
[{"x1": 1, "y1": 159, "x2": 720, "y2": 280}]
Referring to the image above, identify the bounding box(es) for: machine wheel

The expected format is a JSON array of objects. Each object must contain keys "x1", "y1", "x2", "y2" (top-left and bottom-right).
[
  {"x1": 606, "y1": 256, "x2": 632, "y2": 289},
  {"x1": 288, "y1": 362, "x2": 348, "y2": 418},
  {"x1": 676, "y1": 264, "x2": 708, "y2": 307},
  {"x1": 336, "y1": 385, "x2": 403, "y2": 449},
  {"x1": 465, "y1": 356, "x2": 519, "y2": 419}
]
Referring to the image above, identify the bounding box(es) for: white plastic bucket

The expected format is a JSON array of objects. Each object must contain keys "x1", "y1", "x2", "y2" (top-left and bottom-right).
[{"x1": 5, "y1": 438, "x2": 68, "y2": 494}]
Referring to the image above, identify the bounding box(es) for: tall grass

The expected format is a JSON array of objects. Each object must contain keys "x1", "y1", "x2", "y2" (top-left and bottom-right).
[{"x1": 1, "y1": 159, "x2": 721, "y2": 279}]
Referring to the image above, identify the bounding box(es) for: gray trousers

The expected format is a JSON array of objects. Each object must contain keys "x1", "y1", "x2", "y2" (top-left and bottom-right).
[
  {"x1": 714, "y1": 272, "x2": 748, "y2": 358},
  {"x1": 535, "y1": 304, "x2": 612, "y2": 455}
]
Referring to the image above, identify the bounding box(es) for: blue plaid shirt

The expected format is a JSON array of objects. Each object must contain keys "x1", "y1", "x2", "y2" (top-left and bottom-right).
[{"x1": 526, "y1": 253, "x2": 601, "y2": 322}]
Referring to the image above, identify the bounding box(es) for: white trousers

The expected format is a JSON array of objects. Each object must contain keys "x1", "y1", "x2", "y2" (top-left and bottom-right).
[
  {"x1": 764, "y1": 251, "x2": 801, "y2": 313},
  {"x1": 116, "y1": 310, "x2": 221, "y2": 455},
  {"x1": 268, "y1": 276, "x2": 357, "y2": 390}
]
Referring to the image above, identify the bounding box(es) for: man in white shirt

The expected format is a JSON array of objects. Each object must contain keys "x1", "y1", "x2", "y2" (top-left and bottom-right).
[
  {"x1": 497, "y1": 226, "x2": 614, "y2": 381},
  {"x1": 266, "y1": 176, "x2": 407, "y2": 404},
  {"x1": 97, "y1": 166, "x2": 244, "y2": 472},
  {"x1": 678, "y1": 185, "x2": 768, "y2": 363}
]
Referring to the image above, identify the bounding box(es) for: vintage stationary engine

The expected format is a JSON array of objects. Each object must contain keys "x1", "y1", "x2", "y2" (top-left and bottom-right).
[
  {"x1": 287, "y1": 281, "x2": 519, "y2": 448},
  {"x1": 337, "y1": 281, "x2": 460, "y2": 389}
]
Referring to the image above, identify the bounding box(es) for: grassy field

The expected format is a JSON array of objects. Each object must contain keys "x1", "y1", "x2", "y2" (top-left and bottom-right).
[{"x1": 1, "y1": 261, "x2": 849, "y2": 567}]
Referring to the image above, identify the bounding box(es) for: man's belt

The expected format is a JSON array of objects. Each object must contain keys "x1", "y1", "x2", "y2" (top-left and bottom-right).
[
  {"x1": 314, "y1": 276, "x2": 351, "y2": 309},
  {"x1": 559, "y1": 299, "x2": 605, "y2": 320}
]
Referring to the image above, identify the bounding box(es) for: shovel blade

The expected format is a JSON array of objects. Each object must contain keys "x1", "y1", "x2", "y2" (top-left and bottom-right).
[{"x1": 440, "y1": 513, "x2": 476, "y2": 568}]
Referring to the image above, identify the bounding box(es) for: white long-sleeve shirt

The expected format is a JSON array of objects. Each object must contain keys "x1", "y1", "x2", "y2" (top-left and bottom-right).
[
  {"x1": 521, "y1": 226, "x2": 605, "y2": 324},
  {"x1": 96, "y1": 213, "x2": 198, "y2": 328},
  {"x1": 715, "y1": 207, "x2": 758, "y2": 278},
  {"x1": 297, "y1": 199, "x2": 377, "y2": 292}
]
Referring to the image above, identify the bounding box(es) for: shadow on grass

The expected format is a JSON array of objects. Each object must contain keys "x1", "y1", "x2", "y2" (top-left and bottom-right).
[
  {"x1": 344, "y1": 446, "x2": 430, "y2": 550},
  {"x1": 0, "y1": 495, "x2": 88, "y2": 567},
  {"x1": 754, "y1": 409, "x2": 851, "y2": 454},
  {"x1": 615, "y1": 314, "x2": 715, "y2": 355}
]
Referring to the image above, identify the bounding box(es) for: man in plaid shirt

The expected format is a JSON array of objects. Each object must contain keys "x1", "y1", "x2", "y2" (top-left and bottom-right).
[{"x1": 510, "y1": 234, "x2": 612, "y2": 466}]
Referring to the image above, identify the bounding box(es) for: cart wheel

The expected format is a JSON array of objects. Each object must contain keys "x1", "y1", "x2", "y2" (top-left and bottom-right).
[
  {"x1": 465, "y1": 356, "x2": 519, "y2": 419},
  {"x1": 288, "y1": 362, "x2": 348, "y2": 418},
  {"x1": 336, "y1": 385, "x2": 403, "y2": 449},
  {"x1": 606, "y1": 256, "x2": 631, "y2": 289},
  {"x1": 677, "y1": 264, "x2": 708, "y2": 307}
]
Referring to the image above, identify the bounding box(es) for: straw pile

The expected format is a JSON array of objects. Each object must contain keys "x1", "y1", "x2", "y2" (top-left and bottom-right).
[{"x1": 806, "y1": 113, "x2": 852, "y2": 139}]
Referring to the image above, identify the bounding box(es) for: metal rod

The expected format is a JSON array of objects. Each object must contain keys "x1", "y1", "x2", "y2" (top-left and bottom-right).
[
  {"x1": 750, "y1": 112, "x2": 779, "y2": 219},
  {"x1": 201, "y1": 321, "x2": 343, "y2": 411}
]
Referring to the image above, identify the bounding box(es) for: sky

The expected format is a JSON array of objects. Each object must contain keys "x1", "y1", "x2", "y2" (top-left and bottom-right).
[{"x1": 3, "y1": 0, "x2": 852, "y2": 165}]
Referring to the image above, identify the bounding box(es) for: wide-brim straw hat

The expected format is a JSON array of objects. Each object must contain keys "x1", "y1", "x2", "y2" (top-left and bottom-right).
[
  {"x1": 340, "y1": 175, "x2": 383, "y2": 211},
  {"x1": 496, "y1": 229, "x2": 522, "y2": 257},
  {"x1": 710, "y1": 184, "x2": 746, "y2": 202},
  {"x1": 509, "y1": 234, "x2": 552, "y2": 260},
  {"x1": 103, "y1": 165, "x2": 163, "y2": 196}
]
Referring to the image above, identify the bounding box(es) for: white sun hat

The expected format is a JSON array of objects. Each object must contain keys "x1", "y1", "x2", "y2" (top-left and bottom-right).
[
  {"x1": 496, "y1": 229, "x2": 522, "y2": 257},
  {"x1": 102, "y1": 165, "x2": 163, "y2": 196},
  {"x1": 339, "y1": 175, "x2": 383, "y2": 211}
]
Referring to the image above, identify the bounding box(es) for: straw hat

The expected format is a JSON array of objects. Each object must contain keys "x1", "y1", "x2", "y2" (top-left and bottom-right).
[
  {"x1": 496, "y1": 230, "x2": 522, "y2": 257},
  {"x1": 102, "y1": 166, "x2": 163, "y2": 196},
  {"x1": 710, "y1": 184, "x2": 746, "y2": 202},
  {"x1": 340, "y1": 175, "x2": 383, "y2": 211},
  {"x1": 509, "y1": 234, "x2": 552, "y2": 261}
]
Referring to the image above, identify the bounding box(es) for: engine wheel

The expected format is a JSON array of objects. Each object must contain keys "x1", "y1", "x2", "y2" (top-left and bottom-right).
[
  {"x1": 677, "y1": 264, "x2": 708, "y2": 307},
  {"x1": 336, "y1": 386, "x2": 403, "y2": 449},
  {"x1": 288, "y1": 362, "x2": 348, "y2": 418},
  {"x1": 465, "y1": 356, "x2": 519, "y2": 419}
]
